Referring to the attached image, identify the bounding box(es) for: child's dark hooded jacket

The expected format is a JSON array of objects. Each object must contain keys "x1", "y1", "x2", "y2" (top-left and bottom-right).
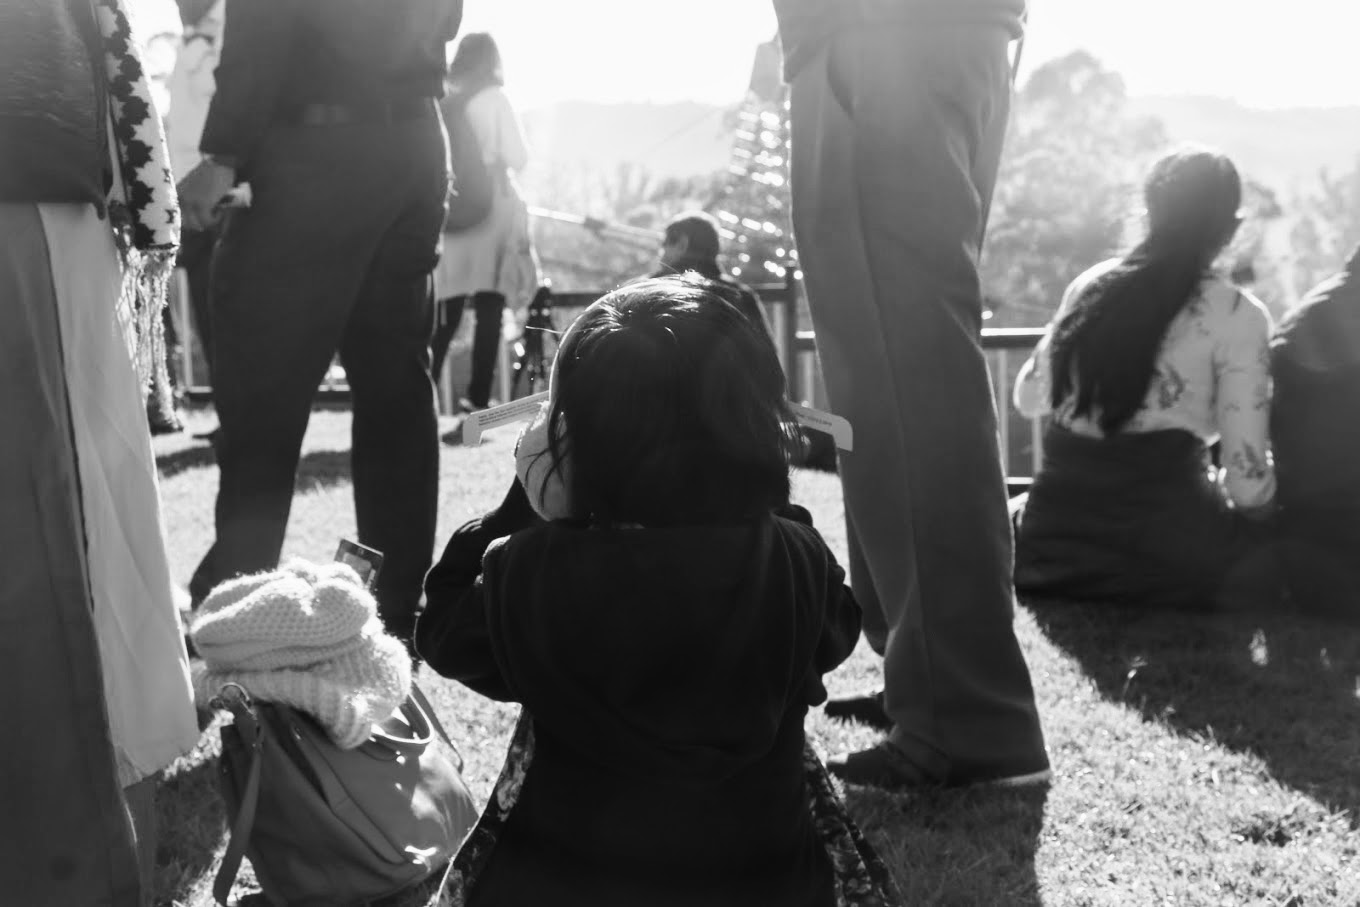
[{"x1": 417, "y1": 481, "x2": 861, "y2": 907}]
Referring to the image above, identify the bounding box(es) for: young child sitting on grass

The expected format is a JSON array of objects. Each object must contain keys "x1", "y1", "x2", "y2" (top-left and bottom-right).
[{"x1": 416, "y1": 276, "x2": 900, "y2": 906}]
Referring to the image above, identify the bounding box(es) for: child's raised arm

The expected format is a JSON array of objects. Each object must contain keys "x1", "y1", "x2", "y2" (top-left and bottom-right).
[
  {"x1": 775, "y1": 505, "x2": 863, "y2": 701},
  {"x1": 416, "y1": 479, "x2": 540, "y2": 698}
]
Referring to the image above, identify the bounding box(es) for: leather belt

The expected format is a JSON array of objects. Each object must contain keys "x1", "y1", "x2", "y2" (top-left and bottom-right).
[{"x1": 287, "y1": 97, "x2": 437, "y2": 127}]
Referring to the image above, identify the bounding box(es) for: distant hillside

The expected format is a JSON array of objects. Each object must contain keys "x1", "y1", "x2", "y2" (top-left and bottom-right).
[
  {"x1": 520, "y1": 96, "x2": 1360, "y2": 198},
  {"x1": 1121, "y1": 96, "x2": 1360, "y2": 196},
  {"x1": 521, "y1": 101, "x2": 733, "y2": 178}
]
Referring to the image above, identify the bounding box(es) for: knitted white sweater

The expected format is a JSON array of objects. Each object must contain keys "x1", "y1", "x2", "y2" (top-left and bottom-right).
[{"x1": 190, "y1": 559, "x2": 411, "y2": 749}]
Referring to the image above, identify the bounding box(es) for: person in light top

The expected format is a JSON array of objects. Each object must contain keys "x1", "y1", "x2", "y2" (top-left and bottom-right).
[
  {"x1": 1269, "y1": 243, "x2": 1360, "y2": 619},
  {"x1": 1013, "y1": 145, "x2": 1277, "y2": 610}
]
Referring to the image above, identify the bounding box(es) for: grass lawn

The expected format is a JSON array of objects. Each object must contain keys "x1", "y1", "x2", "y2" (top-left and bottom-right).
[{"x1": 152, "y1": 408, "x2": 1360, "y2": 906}]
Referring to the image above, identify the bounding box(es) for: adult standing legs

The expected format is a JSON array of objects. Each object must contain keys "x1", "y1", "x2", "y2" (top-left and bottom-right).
[
  {"x1": 429, "y1": 290, "x2": 505, "y2": 411},
  {"x1": 430, "y1": 294, "x2": 467, "y2": 388},
  {"x1": 190, "y1": 117, "x2": 445, "y2": 648},
  {"x1": 189, "y1": 198, "x2": 363, "y2": 606},
  {"x1": 180, "y1": 227, "x2": 217, "y2": 377},
  {"x1": 788, "y1": 26, "x2": 1049, "y2": 786},
  {"x1": 466, "y1": 290, "x2": 506, "y2": 408},
  {"x1": 340, "y1": 190, "x2": 443, "y2": 644}
]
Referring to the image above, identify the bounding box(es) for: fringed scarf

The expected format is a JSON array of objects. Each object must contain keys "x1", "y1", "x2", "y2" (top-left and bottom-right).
[{"x1": 92, "y1": 0, "x2": 181, "y2": 394}]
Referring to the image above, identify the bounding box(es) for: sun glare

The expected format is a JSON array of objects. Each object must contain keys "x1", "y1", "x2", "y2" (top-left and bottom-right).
[
  {"x1": 127, "y1": 0, "x2": 1360, "y2": 111},
  {"x1": 463, "y1": 0, "x2": 1360, "y2": 111}
]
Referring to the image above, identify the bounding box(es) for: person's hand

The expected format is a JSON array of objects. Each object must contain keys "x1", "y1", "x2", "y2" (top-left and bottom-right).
[{"x1": 178, "y1": 158, "x2": 237, "y2": 233}]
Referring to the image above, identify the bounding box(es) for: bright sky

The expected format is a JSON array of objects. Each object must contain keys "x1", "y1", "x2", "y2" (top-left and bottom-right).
[
  {"x1": 465, "y1": 0, "x2": 1360, "y2": 110},
  {"x1": 129, "y1": 0, "x2": 1360, "y2": 110}
]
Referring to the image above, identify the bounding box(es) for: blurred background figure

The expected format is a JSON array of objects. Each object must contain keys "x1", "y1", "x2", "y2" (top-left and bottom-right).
[
  {"x1": 1270, "y1": 243, "x2": 1360, "y2": 620},
  {"x1": 0, "y1": 0, "x2": 199, "y2": 902},
  {"x1": 651, "y1": 211, "x2": 771, "y2": 335},
  {"x1": 165, "y1": 0, "x2": 227, "y2": 439},
  {"x1": 430, "y1": 32, "x2": 536, "y2": 414},
  {"x1": 1013, "y1": 147, "x2": 1277, "y2": 611},
  {"x1": 181, "y1": 0, "x2": 464, "y2": 653}
]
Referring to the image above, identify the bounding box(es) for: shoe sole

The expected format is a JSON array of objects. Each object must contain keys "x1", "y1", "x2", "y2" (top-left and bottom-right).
[
  {"x1": 971, "y1": 768, "x2": 1053, "y2": 789},
  {"x1": 829, "y1": 765, "x2": 1054, "y2": 791}
]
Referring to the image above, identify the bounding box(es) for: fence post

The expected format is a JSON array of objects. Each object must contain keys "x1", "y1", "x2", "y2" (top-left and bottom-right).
[
  {"x1": 176, "y1": 268, "x2": 194, "y2": 390},
  {"x1": 995, "y1": 349, "x2": 1010, "y2": 478},
  {"x1": 1031, "y1": 417, "x2": 1044, "y2": 475},
  {"x1": 498, "y1": 336, "x2": 513, "y2": 405},
  {"x1": 783, "y1": 267, "x2": 802, "y2": 402},
  {"x1": 770, "y1": 303, "x2": 788, "y2": 381}
]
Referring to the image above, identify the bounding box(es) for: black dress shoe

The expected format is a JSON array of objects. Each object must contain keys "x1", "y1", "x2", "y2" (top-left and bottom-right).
[{"x1": 824, "y1": 690, "x2": 892, "y2": 731}]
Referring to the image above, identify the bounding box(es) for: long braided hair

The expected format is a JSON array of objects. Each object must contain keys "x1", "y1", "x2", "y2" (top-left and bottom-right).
[{"x1": 1049, "y1": 147, "x2": 1243, "y2": 434}]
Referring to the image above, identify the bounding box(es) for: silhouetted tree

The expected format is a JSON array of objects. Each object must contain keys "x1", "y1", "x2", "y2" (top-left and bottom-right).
[{"x1": 984, "y1": 51, "x2": 1168, "y2": 327}]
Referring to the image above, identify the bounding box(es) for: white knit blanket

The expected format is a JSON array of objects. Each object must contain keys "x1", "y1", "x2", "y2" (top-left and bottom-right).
[{"x1": 191, "y1": 559, "x2": 412, "y2": 749}]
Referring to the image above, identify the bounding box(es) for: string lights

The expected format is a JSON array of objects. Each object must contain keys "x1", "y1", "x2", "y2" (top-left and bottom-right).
[{"x1": 710, "y1": 95, "x2": 797, "y2": 284}]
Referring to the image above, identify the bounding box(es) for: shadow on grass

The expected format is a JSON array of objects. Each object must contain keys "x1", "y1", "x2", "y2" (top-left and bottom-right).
[
  {"x1": 1030, "y1": 600, "x2": 1360, "y2": 824},
  {"x1": 156, "y1": 443, "x2": 217, "y2": 479},
  {"x1": 440, "y1": 415, "x2": 470, "y2": 448},
  {"x1": 846, "y1": 784, "x2": 1048, "y2": 905},
  {"x1": 154, "y1": 755, "x2": 225, "y2": 907},
  {"x1": 155, "y1": 446, "x2": 353, "y2": 495},
  {"x1": 292, "y1": 450, "x2": 352, "y2": 495}
]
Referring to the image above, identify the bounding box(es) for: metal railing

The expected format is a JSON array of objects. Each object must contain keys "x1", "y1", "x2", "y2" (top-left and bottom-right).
[
  {"x1": 763, "y1": 273, "x2": 1046, "y2": 480},
  {"x1": 173, "y1": 273, "x2": 1046, "y2": 478}
]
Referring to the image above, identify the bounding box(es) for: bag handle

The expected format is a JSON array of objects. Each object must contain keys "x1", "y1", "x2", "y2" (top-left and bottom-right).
[
  {"x1": 409, "y1": 683, "x2": 464, "y2": 773},
  {"x1": 208, "y1": 684, "x2": 461, "y2": 905},
  {"x1": 211, "y1": 685, "x2": 265, "y2": 907}
]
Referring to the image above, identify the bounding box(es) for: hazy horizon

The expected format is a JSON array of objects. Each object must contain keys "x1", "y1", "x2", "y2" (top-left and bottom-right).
[
  {"x1": 512, "y1": 90, "x2": 1360, "y2": 115},
  {"x1": 129, "y1": 1, "x2": 1360, "y2": 112}
]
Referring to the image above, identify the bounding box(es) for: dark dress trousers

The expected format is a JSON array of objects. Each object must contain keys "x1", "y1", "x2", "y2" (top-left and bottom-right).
[{"x1": 190, "y1": 0, "x2": 463, "y2": 644}]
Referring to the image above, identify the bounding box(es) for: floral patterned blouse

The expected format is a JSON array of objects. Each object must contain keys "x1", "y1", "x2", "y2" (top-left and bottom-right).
[{"x1": 1015, "y1": 260, "x2": 1277, "y2": 510}]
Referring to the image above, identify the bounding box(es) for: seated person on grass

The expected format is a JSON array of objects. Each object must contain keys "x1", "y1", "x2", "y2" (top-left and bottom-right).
[
  {"x1": 1012, "y1": 147, "x2": 1277, "y2": 611},
  {"x1": 415, "y1": 277, "x2": 900, "y2": 907},
  {"x1": 649, "y1": 212, "x2": 840, "y2": 471},
  {"x1": 652, "y1": 211, "x2": 772, "y2": 336},
  {"x1": 1270, "y1": 243, "x2": 1360, "y2": 619}
]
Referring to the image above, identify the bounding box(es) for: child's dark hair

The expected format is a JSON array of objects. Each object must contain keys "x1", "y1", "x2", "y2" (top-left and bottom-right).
[{"x1": 547, "y1": 276, "x2": 802, "y2": 526}]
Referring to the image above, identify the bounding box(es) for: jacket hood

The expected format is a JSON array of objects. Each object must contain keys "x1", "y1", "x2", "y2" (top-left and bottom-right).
[
  {"x1": 481, "y1": 515, "x2": 833, "y2": 786},
  {"x1": 1275, "y1": 267, "x2": 1360, "y2": 376}
]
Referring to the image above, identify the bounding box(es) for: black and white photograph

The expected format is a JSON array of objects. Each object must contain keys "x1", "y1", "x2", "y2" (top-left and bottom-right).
[{"x1": 3, "y1": 0, "x2": 1359, "y2": 904}]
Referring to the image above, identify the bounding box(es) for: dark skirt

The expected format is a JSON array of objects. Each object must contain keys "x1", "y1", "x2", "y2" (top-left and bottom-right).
[
  {"x1": 445, "y1": 716, "x2": 902, "y2": 907},
  {"x1": 1014, "y1": 426, "x2": 1269, "y2": 611},
  {"x1": 1274, "y1": 502, "x2": 1360, "y2": 620}
]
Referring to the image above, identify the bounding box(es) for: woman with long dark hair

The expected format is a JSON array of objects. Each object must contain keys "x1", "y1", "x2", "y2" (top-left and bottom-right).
[
  {"x1": 431, "y1": 32, "x2": 536, "y2": 413},
  {"x1": 1011, "y1": 146, "x2": 1277, "y2": 610}
]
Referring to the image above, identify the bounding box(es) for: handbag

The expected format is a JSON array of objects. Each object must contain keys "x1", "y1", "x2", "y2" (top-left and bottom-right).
[
  {"x1": 211, "y1": 683, "x2": 478, "y2": 906},
  {"x1": 440, "y1": 88, "x2": 495, "y2": 233},
  {"x1": 495, "y1": 184, "x2": 541, "y2": 315}
]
